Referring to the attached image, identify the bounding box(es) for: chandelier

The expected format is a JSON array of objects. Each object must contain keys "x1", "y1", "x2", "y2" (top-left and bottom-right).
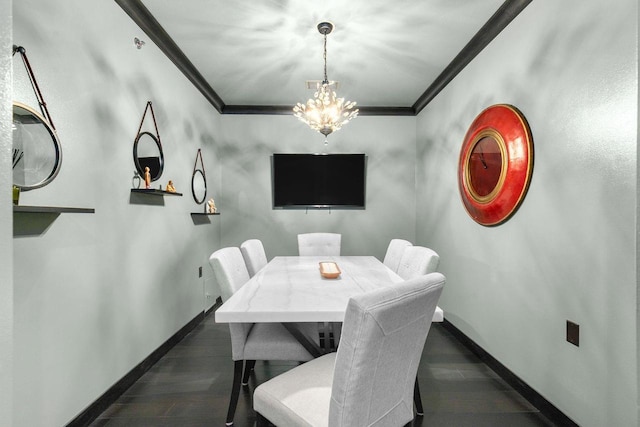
[{"x1": 293, "y1": 22, "x2": 358, "y2": 144}]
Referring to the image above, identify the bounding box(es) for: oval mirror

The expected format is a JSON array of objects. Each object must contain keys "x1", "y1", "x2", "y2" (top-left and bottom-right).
[
  {"x1": 133, "y1": 131, "x2": 164, "y2": 182},
  {"x1": 191, "y1": 169, "x2": 207, "y2": 204},
  {"x1": 12, "y1": 102, "x2": 62, "y2": 190}
]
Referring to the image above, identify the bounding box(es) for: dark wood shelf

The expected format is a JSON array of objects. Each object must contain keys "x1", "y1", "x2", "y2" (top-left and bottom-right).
[
  {"x1": 131, "y1": 189, "x2": 183, "y2": 196},
  {"x1": 13, "y1": 205, "x2": 95, "y2": 214},
  {"x1": 190, "y1": 212, "x2": 220, "y2": 216}
]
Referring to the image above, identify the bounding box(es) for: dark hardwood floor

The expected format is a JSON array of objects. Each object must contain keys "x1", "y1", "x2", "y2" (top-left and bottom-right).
[{"x1": 89, "y1": 313, "x2": 556, "y2": 426}]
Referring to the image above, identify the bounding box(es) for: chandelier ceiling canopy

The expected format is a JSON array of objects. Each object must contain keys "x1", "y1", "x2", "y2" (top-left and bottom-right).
[{"x1": 293, "y1": 22, "x2": 358, "y2": 144}]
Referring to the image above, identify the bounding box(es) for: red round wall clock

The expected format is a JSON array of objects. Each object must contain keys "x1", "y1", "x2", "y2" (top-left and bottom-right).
[{"x1": 458, "y1": 104, "x2": 534, "y2": 226}]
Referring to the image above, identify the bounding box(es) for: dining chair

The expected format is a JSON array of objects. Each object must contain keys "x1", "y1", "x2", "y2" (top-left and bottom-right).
[
  {"x1": 240, "y1": 239, "x2": 268, "y2": 277},
  {"x1": 393, "y1": 246, "x2": 440, "y2": 415},
  {"x1": 382, "y1": 238, "x2": 413, "y2": 273},
  {"x1": 297, "y1": 232, "x2": 341, "y2": 256},
  {"x1": 209, "y1": 247, "x2": 319, "y2": 426},
  {"x1": 254, "y1": 272, "x2": 446, "y2": 427},
  {"x1": 396, "y1": 246, "x2": 440, "y2": 280}
]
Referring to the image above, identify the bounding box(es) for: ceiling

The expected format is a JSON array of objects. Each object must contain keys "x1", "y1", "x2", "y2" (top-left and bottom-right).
[{"x1": 117, "y1": 0, "x2": 530, "y2": 115}]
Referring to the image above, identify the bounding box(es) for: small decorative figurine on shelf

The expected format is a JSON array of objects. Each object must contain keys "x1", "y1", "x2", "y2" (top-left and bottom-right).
[
  {"x1": 144, "y1": 166, "x2": 151, "y2": 189},
  {"x1": 166, "y1": 180, "x2": 176, "y2": 193},
  {"x1": 132, "y1": 171, "x2": 141, "y2": 189},
  {"x1": 207, "y1": 198, "x2": 217, "y2": 214}
]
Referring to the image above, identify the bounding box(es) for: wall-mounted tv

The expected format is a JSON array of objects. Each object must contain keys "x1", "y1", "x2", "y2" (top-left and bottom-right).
[{"x1": 272, "y1": 153, "x2": 366, "y2": 209}]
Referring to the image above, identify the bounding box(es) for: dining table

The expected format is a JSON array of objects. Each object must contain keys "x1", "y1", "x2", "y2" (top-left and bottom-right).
[{"x1": 215, "y1": 255, "x2": 444, "y2": 356}]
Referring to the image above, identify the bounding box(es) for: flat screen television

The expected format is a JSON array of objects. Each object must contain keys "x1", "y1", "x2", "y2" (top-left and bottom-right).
[{"x1": 272, "y1": 153, "x2": 366, "y2": 209}]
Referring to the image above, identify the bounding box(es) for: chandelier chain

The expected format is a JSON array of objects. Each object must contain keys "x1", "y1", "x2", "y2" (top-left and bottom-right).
[{"x1": 323, "y1": 33, "x2": 328, "y2": 83}]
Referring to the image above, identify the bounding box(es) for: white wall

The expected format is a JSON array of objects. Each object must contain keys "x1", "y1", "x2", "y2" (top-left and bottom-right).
[
  {"x1": 0, "y1": 0, "x2": 13, "y2": 425},
  {"x1": 415, "y1": 1, "x2": 637, "y2": 426},
  {"x1": 218, "y1": 115, "x2": 416, "y2": 259},
  {"x1": 12, "y1": 1, "x2": 222, "y2": 425}
]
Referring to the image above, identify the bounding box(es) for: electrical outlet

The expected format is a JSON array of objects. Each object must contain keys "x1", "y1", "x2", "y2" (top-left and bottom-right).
[
  {"x1": 198, "y1": 266, "x2": 203, "y2": 278},
  {"x1": 566, "y1": 321, "x2": 579, "y2": 347}
]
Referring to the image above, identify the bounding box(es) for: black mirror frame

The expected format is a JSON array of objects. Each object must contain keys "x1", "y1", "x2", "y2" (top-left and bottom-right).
[
  {"x1": 133, "y1": 131, "x2": 164, "y2": 182},
  {"x1": 191, "y1": 148, "x2": 207, "y2": 204},
  {"x1": 12, "y1": 101, "x2": 62, "y2": 191}
]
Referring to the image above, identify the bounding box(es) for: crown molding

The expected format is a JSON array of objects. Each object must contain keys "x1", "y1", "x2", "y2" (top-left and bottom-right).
[
  {"x1": 116, "y1": 0, "x2": 532, "y2": 117},
  {"x1": 221, "y1": 105, "x2": 415, "y2": 116},
  {"x1": 114, "y1": 0, "x2": 225, "y2": 113},
  {"x1": 412, "y1": 0, "x2": 532, "y2": 114}
]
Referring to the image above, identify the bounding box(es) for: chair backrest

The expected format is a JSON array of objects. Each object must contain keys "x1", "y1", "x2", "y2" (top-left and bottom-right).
[
  {"x1": 297, "y1": 232, "x2": 341, "y2": 256},
  {"x1": 329, "y1": 273, "x2": 445, "y2": 426},
  {"x1": 382, "y1": 239, "x2": 413, "y2": 273},
  {"x1": 208, "y1": 247, "x2": 251, "y2": 302},
  {"x1": 240, "y1": 239, "x2": 268, "y2": 277},
  {"x1": 396, "y1": 246, "x2": 439, "y2": 280}
]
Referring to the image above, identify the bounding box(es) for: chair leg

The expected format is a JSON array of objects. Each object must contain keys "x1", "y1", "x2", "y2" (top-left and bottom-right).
[
  {"x1": 226, "y1": 360, "x2": 244, "y2": 426},
  {"x1": 242, "y1": 359, "x2": 256, "y2": 385},
  {"x1": 414, "y1": 377, "x2": 424, "y2": 416}
]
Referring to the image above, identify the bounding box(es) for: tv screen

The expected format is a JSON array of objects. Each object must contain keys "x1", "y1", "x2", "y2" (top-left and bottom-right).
[{"x1": 272, "y1": 153, "x2": 366, "y2": 209}]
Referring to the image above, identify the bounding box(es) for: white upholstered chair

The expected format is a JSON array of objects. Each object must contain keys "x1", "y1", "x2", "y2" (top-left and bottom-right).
[
  {"x1": 240, "y1": 239, "x2": 268, "y2": 277},
  {"x1": 209, "y1": 247, "x2": 318, "y2": 426},
  {"x1": 297, "y1": 232, "x2": 341, "y2": 256},
  {"x1": 382, "y1": 238, "x2": 413, "y2": 273},
  {"x1": 254, "y1": 272, "x2": 446, "y2": 427},
  {"x1": 396, "y1": 246, "x2": 440, "y2": 280}
]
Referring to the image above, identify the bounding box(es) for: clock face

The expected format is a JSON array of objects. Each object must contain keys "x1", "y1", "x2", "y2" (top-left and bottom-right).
[
  {"x1": 458, "y1": 105, "x2": 533, "y2": 226},
  {"x1": 467, "y1": 133, "x2": 505, "y2": 201}
]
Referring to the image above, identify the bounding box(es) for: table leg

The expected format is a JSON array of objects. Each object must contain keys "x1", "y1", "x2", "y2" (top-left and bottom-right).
[{"x1": 282, "y1": 323, "x2": 324, "y2": 358}]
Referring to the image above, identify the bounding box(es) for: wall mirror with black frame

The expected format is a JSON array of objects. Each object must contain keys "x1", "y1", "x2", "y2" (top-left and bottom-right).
[
  {"x1": 13, "y1": 101, "x2": 62, "y2": 191},
  {"x1": 133, "y1": 101, "x2": 165, "y2": 183},
  {"x1": 191, "y1": 148, "x2": 207, "y2": 205}
]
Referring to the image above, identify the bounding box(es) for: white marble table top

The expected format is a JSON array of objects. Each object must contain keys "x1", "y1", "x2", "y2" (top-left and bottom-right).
[{"x1": 215, "y1": 256, "x2": 444, "y2": 323}]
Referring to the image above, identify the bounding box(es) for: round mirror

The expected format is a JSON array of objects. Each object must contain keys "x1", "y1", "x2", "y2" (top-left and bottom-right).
[
  {"x1": 191, "y1": 169, "x2": 207, "y2": 204},
  {"x1": 133, "y1": 131, "x2": 164, "y2": 182},
  {"x1": 12, "y1": 102, "x2": 62, "y2": 190}
]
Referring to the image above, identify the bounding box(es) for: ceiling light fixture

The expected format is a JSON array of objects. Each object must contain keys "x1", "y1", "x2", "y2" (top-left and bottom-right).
[{"x1": 293, "y1": 22, "x2": 358, "y2": 145}]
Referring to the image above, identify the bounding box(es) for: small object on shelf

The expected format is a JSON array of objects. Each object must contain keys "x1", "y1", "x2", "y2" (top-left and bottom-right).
[
  {"x1": 13, "y1": 148, "x2": 23, "y2": 169},
  {"x1": 132, "y1": 170, "x2": 141, "y2": 189},
  {"x1": 207, "y1": 198, "x2": 217, "y2": 214},
  {"x1": 319, "y1": 261, "x2": 341, "y2": 279},
  {"x1": 12, "y1": 185, "x2": 20, "y2": 205},
  {"x1": 165, "y1": 180, "x2": 176, "y2": 193},
  {"x1": 144, "y1": 166, "x2": 151, "y2": 189}
]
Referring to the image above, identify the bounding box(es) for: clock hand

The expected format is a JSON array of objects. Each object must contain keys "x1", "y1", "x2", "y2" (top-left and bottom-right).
[{"x1": 479, "y1": 146, "x2": 488, "y2": 169}]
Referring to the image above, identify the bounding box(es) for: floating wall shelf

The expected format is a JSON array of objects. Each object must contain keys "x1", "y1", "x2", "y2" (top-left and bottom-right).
[
  {"x1": 131, "y1": 189, "x2": 183, "y2": 196},
  {"x1": 13, "y1": 205, "x2": 95, "y2": 214},
  {"x1": 190, "y1": 212, "x2": 220, "y2": 216}
]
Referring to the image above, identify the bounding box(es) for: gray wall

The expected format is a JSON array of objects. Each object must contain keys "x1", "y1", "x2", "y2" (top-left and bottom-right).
[
  {"x1": 12, "y1": 1, "x2": 222, "y2": 425},
  {"x1": 415, "y1": 1, "x2": 637, "y2": 426},
  {"x1": 217, "y1": 115, "x2": 416, "y2": 260},
  {"x1": 1, "y1": 0, "x2": 13, "y2": 424},
  {"x1": 6, "y1": 0, "x2": 640, "y2": 426}
]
